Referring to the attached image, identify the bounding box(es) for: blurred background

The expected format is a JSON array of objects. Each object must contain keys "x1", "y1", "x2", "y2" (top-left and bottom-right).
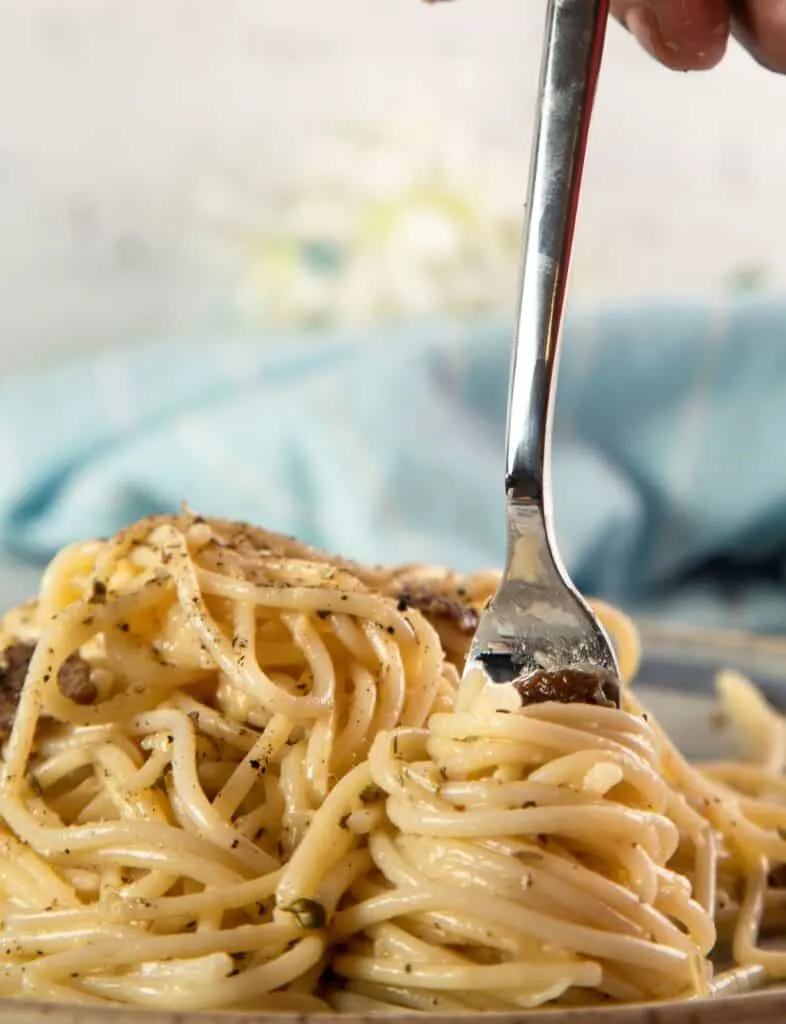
[{"x1": 2, "y1": 0, "x2": 786, "y2": 633}]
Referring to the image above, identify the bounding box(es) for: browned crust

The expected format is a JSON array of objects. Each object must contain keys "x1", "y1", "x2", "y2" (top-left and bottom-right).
[
  {"x1": 514, "y1": 668, "x2": 619, "y2": 709},
  {"x1": 0, "y1": 643, "x2": 96, "y2": 739},
  {"x1": 392, "y1": 587, "x2": 479, "y2": 636}
]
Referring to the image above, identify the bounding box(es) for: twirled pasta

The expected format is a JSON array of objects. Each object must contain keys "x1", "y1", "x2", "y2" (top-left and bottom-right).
[{"x1": 0, "y1": 511, "x2": 782, "y2": 1012}]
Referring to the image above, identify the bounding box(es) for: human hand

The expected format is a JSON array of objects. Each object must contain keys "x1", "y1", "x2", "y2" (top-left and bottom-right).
[
  {"x1": 422, "y1": 0, "x2": 786, "y2": 73},
  {"x1": 613, "y1": 0, "x2": 786, "y2": 71}
]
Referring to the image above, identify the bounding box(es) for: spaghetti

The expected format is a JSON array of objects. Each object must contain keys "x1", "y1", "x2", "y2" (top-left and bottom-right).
[{"x1": 0, "y1": 511, "x2": 781, "y2": 1011}]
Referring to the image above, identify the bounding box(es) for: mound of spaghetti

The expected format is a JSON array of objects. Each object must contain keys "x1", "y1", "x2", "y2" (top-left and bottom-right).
[{"x1": 0, "y1": 512, "x2": 783, "y2": 1012}]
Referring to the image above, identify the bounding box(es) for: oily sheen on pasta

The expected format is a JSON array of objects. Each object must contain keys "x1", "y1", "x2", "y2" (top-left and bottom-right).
[{"x1": 0, "y1": 512, "x2": 784, "y2": 1012}]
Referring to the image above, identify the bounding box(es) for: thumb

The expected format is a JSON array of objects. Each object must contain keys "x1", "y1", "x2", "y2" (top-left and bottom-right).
[
  {"x1": 612, "y1": 0, "x2": 729, "y2": 70},
  {"x1": 730, "y1": 0, "x2": 786, "y2": 72}
]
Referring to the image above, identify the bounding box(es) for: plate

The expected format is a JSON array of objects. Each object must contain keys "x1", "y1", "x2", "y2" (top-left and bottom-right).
[{"x1": 4, "y1": 622, "x2": 786, "y2": 1024}]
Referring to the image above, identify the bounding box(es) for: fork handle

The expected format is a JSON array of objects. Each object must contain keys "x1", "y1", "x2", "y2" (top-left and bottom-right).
[{"x1": 506, "y1": 0, "x2": 609, "y2": 504}]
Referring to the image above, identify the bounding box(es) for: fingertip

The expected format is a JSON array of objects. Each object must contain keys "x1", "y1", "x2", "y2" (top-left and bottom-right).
[
  {"x1": 662, "y1": 35, "x2": 728, "y2": 72},
  {"x1": 732, "y1": 0, "x2": 786, "y2": 73},
  {"x1": 618, "y1": 2, "x2": 729, "y2": 71}
]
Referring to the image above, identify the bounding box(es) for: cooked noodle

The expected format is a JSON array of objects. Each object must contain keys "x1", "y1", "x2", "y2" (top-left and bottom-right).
[{"x1": 0, "y1": 511, "x2": 782, "y2": 1011}]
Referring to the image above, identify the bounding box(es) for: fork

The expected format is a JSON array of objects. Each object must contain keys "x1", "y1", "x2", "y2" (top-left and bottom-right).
[{"x1": 462, "y1": 0, "x2": 620, "y2": 709}]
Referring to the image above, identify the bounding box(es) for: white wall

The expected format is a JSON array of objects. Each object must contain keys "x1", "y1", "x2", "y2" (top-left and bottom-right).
[{"x1": 0, "y1": 0, "x2": 785, "y2": 372}]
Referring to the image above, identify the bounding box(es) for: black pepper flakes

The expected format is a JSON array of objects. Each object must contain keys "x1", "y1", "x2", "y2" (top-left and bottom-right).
[
  {"x1": 280, "y1": 898, "x2": 327, "y2": 930},
  {"x1": 360, "y1": 784, "x2": 383, "y2": 804},
  {"x1": 26, "y1": 774, "x2": 43, "y2": 798}
]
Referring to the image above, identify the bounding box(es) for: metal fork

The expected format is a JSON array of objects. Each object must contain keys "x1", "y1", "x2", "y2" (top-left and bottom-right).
[{"x1": 462, "y1": 0, "x2": 620, "y2": 709}]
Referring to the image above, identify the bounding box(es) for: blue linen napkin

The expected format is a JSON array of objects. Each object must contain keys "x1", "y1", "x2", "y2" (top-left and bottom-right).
[{"x1": 1, "y1": 299, "x2": 785, "y2": 632}]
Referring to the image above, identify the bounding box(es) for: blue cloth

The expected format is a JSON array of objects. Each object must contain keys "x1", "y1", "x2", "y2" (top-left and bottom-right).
[{"x1": 1, "y1": 299, "x2": 786, "y2": 632}]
